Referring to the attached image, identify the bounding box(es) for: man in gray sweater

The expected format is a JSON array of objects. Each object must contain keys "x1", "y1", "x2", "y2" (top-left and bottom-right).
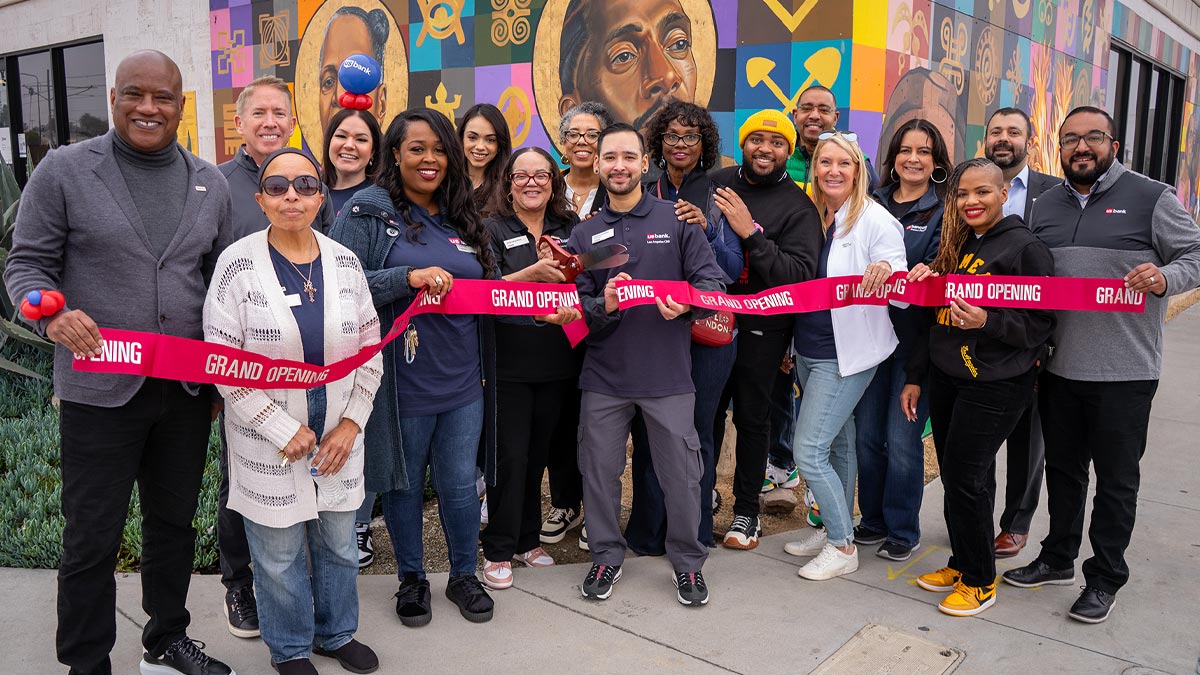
[
  {"x1": 5, "y1": 51, "x2": 236, "y2": 674},
  {"x1": 1003, "y1": 106, "x2": 1200, "y2": 624}
]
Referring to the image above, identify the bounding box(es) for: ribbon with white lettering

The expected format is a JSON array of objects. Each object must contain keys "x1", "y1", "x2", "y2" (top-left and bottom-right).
[
  {"x1": 613, "y1": 274, "x2": 1146, "y2": 314},
  {"x1": 73, "y1": 279, "x2": 587, "y2": 389}
]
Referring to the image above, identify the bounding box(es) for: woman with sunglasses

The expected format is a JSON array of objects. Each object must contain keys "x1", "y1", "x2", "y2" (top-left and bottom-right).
[
  {"x1": 559, "y1": 101, "x2": 613, "y2": 216},
  {"x1": 459, "y1": 103, "x2": 512, "y2": 215},
  {"x1": 477, "y1": 147, "x2": 583, "y2": 589},
  {"x1": 322, "y1": 108, "x2": 383, "y2": 219},
  {"x1": 907, "y1": 158, "x2": 1054, "y2": 616},
  {"x1": 782, "y1": 130, "x2": 907, "y2": 581},
  {"x1": 851, "y1": 119, "x2": 954, "y2": 562},
  {"x1": 624, "y1": 100, "x2": 744, "y2": 555},
  {"x1": 204, "y1": 147, "x2": 383, "y2": 675}
]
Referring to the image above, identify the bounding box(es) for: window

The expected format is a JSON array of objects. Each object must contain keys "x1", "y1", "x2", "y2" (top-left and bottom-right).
[
  {"x1": 1107, "y1": 41, "x2": 1185, "y2": 185},
  {"x1": 2, "y1": 38, "x2": 107, "y2": 186}
]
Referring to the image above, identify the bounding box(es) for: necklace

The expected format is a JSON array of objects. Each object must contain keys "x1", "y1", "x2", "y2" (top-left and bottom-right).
[{"x1": 272, "y1": 231, "x2": 319, "y2": 303}]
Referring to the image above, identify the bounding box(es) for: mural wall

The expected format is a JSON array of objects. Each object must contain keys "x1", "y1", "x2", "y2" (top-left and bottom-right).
[{"x1": 208, "y1": 0, "x2": 1200, "y2": 209}]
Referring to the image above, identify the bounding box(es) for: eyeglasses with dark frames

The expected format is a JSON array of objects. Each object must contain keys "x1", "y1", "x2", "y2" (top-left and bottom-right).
[
  {"x1": 511, "y1": 171, "x2": 553, "y2": 187},
  {"x1": 564, "y1": 130, "x2": 601, "y2": 144},
  {"x1": 1058, "y1": 131, "x2": 1113, "y2": 149},
  {"x1": 663, "y1": 132, "x2": 702, "y2": 147}
]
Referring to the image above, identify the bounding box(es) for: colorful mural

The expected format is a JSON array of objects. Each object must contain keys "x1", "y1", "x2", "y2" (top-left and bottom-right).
[{"x1": 208, "y1": 0, "x2": 1199, "y2": 209}]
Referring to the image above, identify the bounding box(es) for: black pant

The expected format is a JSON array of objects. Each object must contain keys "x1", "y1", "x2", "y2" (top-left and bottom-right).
[
  {"x1": 216, "y1": 414, "x2": 253, "y2": 593},
  {"x1": 1036, "y1": 373, "x2": 1157, "y2": 594},
  {"x1": 547, "y1": 382, "x2": 583, "y2": 512},
  {"x1": 728, "y1": 328, "x2": 792, "y2": 518},
  {"x1": 989, "y1": 394, "x2": 1046, "y2": 534},
  {"x1": 481, "y1": 378, "x2": 573, "y2": 560},
  {"x1": 930, "y1": 367, "x2": 1036, "y2": 587},
  {"x1": 57, "y1": 379, "x2": 210, "y2": 675}
]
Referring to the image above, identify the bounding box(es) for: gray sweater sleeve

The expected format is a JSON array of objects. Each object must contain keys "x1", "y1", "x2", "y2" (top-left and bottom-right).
[
  {"x1": 1151, "y1": 190, "x2": 1200, "y2": 296},
  {"x1": 4, "y1": 150, "x2": 66, "y2": 335}
]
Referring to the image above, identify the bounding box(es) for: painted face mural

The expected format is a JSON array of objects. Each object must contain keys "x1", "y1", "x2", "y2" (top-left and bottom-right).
[{"x1": 207, "y1": 0, "x2": 1199, "y2": 213}]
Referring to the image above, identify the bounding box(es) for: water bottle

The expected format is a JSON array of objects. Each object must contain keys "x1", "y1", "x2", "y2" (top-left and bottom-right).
[{"x1": 308, "y1": 445, "x2": 348, "y2": 507}]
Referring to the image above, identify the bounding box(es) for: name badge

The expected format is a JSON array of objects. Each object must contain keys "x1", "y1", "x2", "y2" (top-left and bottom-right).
[
  {"x1": 284, "y1": 293, "x2": 302, "y2": 307},
  {"x1": 503, "y1": 235, "x2": 529, "y2": 250},
  {"x1": 449, "y1": 236, "x2": 475, "y2": 254},
  {"x1": 194, "y1": 185, "x2": 207, "y2": 192},
  {"x1": 591, "y1": 228, "x2": 615, "y2": 244}
]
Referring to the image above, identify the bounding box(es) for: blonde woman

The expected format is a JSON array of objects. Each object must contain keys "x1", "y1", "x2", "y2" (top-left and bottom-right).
[{"x1": 782, "y1": 131, "x2": 908, "y2": 581}]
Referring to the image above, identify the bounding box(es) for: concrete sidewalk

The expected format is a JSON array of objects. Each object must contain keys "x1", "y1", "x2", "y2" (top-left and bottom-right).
[{"x1": 4, "y1": 308, "x2": 1199, "y2": 675}]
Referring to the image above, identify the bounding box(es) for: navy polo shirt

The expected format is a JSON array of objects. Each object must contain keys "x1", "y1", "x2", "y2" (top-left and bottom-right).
[
  {"x1": 269, "y1": 246, "x2": 325, "y2": 366},
  {"x1": 384, "y1": 204, "x2": 484, "y2": 416},
  {"x1": 567, "y1": 191, "x2": 725, "y2": 398}
]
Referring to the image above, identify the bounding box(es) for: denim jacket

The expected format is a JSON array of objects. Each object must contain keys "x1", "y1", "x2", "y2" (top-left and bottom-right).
[{"x1": 328, "y1": 185, "x2": 499, "y2": 492}]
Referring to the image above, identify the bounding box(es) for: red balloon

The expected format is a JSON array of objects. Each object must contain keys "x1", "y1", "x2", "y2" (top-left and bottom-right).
[
  {"x1": 354, "y1": 94, "x2": 371, "y2": 110},
  {"x1": 20, "y1": 299, "x2": 43, "y2": 321},
  {"x1": 45, "y1": 290, "x2": 66, "y2": 306},
  {"x1": 339, "y1": 92, "x2": 357, "y2": 108},
  {"x1": 39, "y1": 293, "x2": 62, "y2": 316}
]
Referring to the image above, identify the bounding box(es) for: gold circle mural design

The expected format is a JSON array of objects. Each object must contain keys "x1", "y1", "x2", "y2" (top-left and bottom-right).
[
  {"x1": 532, "y1": 0, "x2": 716, "y2": 155},
  {"x1": 296, "y1": 0, "x2": 409, "y2": 164}
]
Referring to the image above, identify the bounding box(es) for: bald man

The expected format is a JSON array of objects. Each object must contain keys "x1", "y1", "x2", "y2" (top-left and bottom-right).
[{"x1": 5, "y1": 51, "x2": 236, "y2": 675}]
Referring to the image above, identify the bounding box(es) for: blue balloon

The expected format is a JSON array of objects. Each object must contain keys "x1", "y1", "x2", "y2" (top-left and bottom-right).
[
  {"x1": 26, "y1": 290, "x2": 42, "y2": 306},
  {"x1": 338, "y1": 54, "x2": 382, "y2": 96}
]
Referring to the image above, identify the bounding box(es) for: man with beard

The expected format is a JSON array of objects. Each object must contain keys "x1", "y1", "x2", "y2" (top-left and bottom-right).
[
  {"x1": 567, "y1": 123, "x2": 726, "y2": 606},
  {"x1": 708, "y1": 110, "x2": 824, "y2": 550},
  {"x1": 1005, "y1": 106, "x2": 1200, "y2": 623},
  {"x1": 983, "y1": 107, "x2": 1058, "y2": 559},
  {"x1": 786, "y1": 86, "x2": 879, "y2": 193},
  {"x1": 557, "y1": 0, "x2": 697, "y2": 134}
]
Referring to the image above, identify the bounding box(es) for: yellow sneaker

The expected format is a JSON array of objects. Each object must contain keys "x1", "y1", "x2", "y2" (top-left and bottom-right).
[
  {"x1": 917, "y1": 566, "x2": 961, "y2": 592},
  {"x1": 938, "y1": 581, "x2": 997, "y2": 616}
]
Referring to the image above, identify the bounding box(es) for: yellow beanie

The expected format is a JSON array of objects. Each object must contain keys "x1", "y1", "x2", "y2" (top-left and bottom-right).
[{"x1": 739, "y1": 109, "x2": 797, "y2": 154}]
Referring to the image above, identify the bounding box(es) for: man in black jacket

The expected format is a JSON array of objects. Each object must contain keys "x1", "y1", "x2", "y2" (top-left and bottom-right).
[
  {"x1": 983, "y1": 107, "x2": 1058, "y2": 558},
  {"x1": 709, "y1": 109, "x2": 824, "y2": 550}
]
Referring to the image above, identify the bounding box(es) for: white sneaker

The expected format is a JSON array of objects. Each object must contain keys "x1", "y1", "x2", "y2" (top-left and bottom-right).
[
  {"x1": 480, "y1": 497, "x2": 489, "y2": 527},
  {"x1": 766, "y1": 461, "x2": 801, "y2": 489},
  {"x1": 798, "y1": 543, "x2": 859, "y2": 580},
  {"x1": 783, "y1": 527, "x2": 827, "y2": 557}
]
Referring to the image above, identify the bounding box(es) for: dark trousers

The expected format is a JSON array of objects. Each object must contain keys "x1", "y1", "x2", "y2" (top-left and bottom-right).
[
  {"x1": 930, "y1": 367, "x2": 1036, "y2": 587},
  {"x1": 990, "y1": 394, "x2": 1046, "y2": 535},
  {"x1": 547, "y1": 382, "x2": 583, "y2": 512},
  {"x1": 1036, "y1": 373, "x2": 1157, "y2": 594},
  {"x1": 728, "y1": 328, "x2": 792, "y2": 518},
  {"x1": 766, "y1": 363, "x2": 801, "y2": 470},
  {"x1": 481, "y1": 378, "x2": 574, "y2": 560},
  {"x1": 217, "y1": 415, "x2": 253, "y2": 593},
  {"x1": 57, "y1": 379, "x2": 210, "y2": 675},
  {"x1": 626, "y1": 339, "x2": 737, "y2": 552}
]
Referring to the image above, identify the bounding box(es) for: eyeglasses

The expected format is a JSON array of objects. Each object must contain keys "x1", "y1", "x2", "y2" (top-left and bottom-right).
[
  {"x1": 1059, "y1": 131, "x2": 1113, "y2": 149},
  {"x1": 260, "y1": 174, "x2": 321, "y2": 197},
  {"x1": 511, "y1": 171, "x2": 553, "y2": 187},
  {"x1": 796, "y1": 104, "x2": 835, "y2": 116},
  {"x1": 818, "y1": 130, "x2": 858, "y2": 143},
  {"x1": 663, "y1": 132, "x2": 702, "y2": 147},
  {"x1": 564, "y1": 130, "x2": 600, "y2": 144}
]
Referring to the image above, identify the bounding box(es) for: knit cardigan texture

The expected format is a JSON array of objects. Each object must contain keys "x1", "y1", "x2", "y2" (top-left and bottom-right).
[{"x1": 203, "y1": 229, "x2": 384, "y2": 528}]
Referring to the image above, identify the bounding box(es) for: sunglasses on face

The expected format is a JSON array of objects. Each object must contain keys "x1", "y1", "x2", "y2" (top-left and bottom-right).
[
  {"x1": 259, "y1": 174, "x2": 321, "y2": 197},
  {"x1": 818, "y1": 130, "x2": 858, "y2": 143},
  {"x1": 1059, "y1": 131, "x2": 1113, "y2": 149},
  {"x1": 663, "y1": 132, "x2": 702, "y2": 147},
  {"x1": 511, "y1": 171, "x2": 553, "y2": 186}
]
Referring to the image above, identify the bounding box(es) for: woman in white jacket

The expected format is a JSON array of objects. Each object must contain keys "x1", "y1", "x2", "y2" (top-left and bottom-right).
[
  {"x1": 204, "y1": 148, "x2": 384, "y2": 675},
  {"x1": 783, "y1": 131, "x2": 908, "y2": 581}
]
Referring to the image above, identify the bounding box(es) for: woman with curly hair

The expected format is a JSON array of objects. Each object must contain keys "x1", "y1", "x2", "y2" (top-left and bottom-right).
[
  {"x1": 558, "y1": 101, "x2": 613, "y2": 216},
  {"x1": 624, "y1": 100, "x2": 745, "y2": 554},
  {"x1": 459, "y1": 103, "x2": 512, "y2": 216}
]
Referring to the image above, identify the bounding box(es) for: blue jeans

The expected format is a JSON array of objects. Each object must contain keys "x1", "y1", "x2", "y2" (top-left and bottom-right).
[
  {"x1": 792, "y1": 357, "x2": 877, "y2": 546},
  {"x1": 382, "y1": 396, "x2": 483, "y2": 578},
  {"x1": 355, "y1": 492, "x2": 375, "y2": 526},
  {"x1": 243, "y1": 510, "x2": 358, "y2": 665},
  {"x1": 626, "y1": 338, "x2": 737, "y2": 551},
  {"x1": 854, "y1": 353, "x2": 928, "y2": 547}
]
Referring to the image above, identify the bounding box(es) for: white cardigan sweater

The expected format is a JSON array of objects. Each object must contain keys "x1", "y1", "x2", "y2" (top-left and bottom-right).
[
  {"x1": 824, "y1": 199, "x2": 909, "y2": 377},
  {"x1": 203, "y1": 229, "x2": 384, "y2": 528}
]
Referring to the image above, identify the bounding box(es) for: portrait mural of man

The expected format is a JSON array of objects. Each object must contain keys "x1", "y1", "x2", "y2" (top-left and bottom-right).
[{"x1": 295, "y1": 0, "x2": 409, "y2": 163}]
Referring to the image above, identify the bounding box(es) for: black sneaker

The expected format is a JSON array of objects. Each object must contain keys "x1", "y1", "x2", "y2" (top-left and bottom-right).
[
  {"x1": 445, "y1": 575, "x2": 494, "y2": 623},
  {"x1": 673, "y1": 570, "x2": 709, "y2": 607},
  {"x1": 394, "y1": 574, "x2": 432, "y2": 627},
  {"x1": 852, "y1": 524, "x2": 887, "y2": 546},
  {"x1": 1068, "y1": 586, "x2": 1117, "y2": 624},
  {"x1": 876, "y1": 540, "x2": 920, "y2": 561},
  {"x1": 539, "y1": 506, "x2": 583, "y2": 544},
  {"x1": 270, "y1": 659, "x2": 316, "y2": 675},
  {"x1": 141, "y1": 637, "x2": 234, "y2": 675},
  {"x1": 722, "y1": 515, "x2": 761, "y2": 550},
  {"x1": 355, "y1": 523, "x2": 374, "y2": 569},
  {"x1": 1001, "y1": 560, "x2": 1076, "y2": 588},
  {"x1": 223, "y1": 586, "x2": 259, "y2": 639},
  {"x1": 581, "y1": 563, "x2": 622, "y2": 600},
  {"x1": 313, "y1": 638, "x2": 380, "y2": 673}
]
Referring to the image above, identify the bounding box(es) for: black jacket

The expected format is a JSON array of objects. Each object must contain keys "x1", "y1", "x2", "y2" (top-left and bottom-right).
[
  {"x1": 218, "y1": 146, "x2": 333, "y2": 240},
  {"x1": 910, "y1": 214, "x2": 1056, "y2": 383}
]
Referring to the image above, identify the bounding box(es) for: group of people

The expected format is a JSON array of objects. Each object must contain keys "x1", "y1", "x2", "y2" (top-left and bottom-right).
[{"x1": 6, "y1": 48, "x2": 1200, "y2": 675}]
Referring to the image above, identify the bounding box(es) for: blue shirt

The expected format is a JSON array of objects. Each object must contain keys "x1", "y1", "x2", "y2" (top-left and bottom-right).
[
  {"x1": 384, "y1": 205, "x2": 484, "y2": 416},
  {"x1": 329, "y1": 179, "x2": 371, "y2": 219},
  {"x1": 1002, "y1": 165, "x2": 1029, "y2": 218},
  {"x1": 268, "y1": 246, "x2": 325, "y2": 366},
  {"x1": 793, "y1": 231, "x2": 837, "y2": 359}
]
